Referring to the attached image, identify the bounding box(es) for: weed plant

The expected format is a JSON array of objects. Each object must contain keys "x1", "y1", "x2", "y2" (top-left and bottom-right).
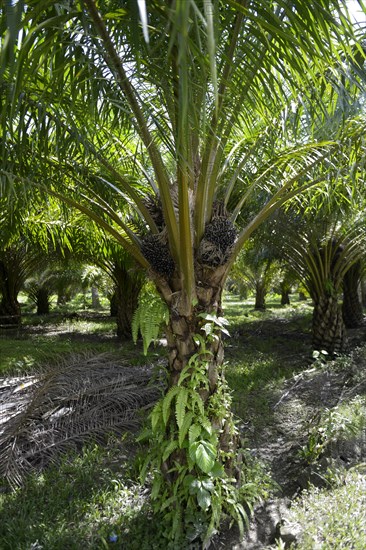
[{"x1": 284, "y1": 468, "x2": 366, "y2": 549}]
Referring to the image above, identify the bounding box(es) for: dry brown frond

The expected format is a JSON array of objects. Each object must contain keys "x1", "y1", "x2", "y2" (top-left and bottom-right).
[{"x1": 0, "y1": 353, "x2": 161, "y2": 488}]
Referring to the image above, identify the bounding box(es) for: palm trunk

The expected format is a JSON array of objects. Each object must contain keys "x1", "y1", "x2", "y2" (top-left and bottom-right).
[
  {"x1": 113, "y1": 265, "x2": 144, "y2": 340},
  {"x1": 0, "y1": 295, "x2": 21, "y2": 325},
  {"x1": 254, "y1": 280, "x2": 267, "y2": 310},
  {"x1": 109, "y1": 292, "x2": 117, "y2": 316},
  {"x1": 147, "y1": 269, "x2": 240, "y2": 543},
  {"x1": 0, "y1": 259, "x2": 22, "y2": 326},
  {"x1": 312, "y1": 294, "x2": 346, "y2": 355},
  {"x1": 281, "y1": 289, "x2": 290, "y2": 305},
  {"x1": 91, "y1": 286, "x2": 101, "y2": 309},
  {"x1": 36, "y1": 287, "x2": 50, "y2": 315},
  {"x1": 280, "y1": 280, "x2": 291, "y2": 305},
  {"x1": 342, "y1": 262, "x2": 364, "y2": 328}
]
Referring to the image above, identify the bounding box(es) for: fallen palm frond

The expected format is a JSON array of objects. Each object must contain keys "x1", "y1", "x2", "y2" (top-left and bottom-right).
[{"x1": 0, "y1": 353, "x2": 162, "y2": 488}]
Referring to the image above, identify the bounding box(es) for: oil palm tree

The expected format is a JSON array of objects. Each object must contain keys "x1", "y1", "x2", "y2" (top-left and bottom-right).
[
  {"x1": 232, "y1": 239, "x2": 279, "y2": 310},
  {"x1": 284, "y1": 225, "x2": 365, "y2": 355},
  {"x1": 93, "y1": 240, "x2": 145, "y2": 340},
  {"x1": 277, "y1": 179, "x2": 366, "y2": 355},
  {"x1": 342, "y1": 258, "x2": 365, "y2": 328},
  {"x1": 1, "y1": 0, "x2": 365, "y2": 543}
]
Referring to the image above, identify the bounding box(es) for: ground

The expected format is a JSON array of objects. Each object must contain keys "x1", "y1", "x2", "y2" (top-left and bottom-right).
[
  {"x1": 0, "y1": 299, "x2": 365, "y2": 549},
  {"x1": 216, "y1": 318, "x2": 366, "y2": 549}
]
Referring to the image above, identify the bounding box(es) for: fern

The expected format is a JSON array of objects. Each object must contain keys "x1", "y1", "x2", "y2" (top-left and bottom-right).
[
  {"x1": 162, "y1": 386, "x2": 180, "y2": 426},
  {"x1": 175, "y1": 386, "x2": 188, "y2": 429},
  {"x1": 178, "y1": 410, "x2": 194, "y2": 447},
  {"x1": 162, "y1": 439, "x2": 179, "y2": 462},
  {"x1": 132, "y1": 282, "x2": 169, "y2": 354}
]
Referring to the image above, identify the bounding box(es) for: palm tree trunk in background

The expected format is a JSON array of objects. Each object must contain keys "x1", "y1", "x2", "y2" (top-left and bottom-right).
[
  {"x1": 109, "y1": 292, "x2": 117, "y2": 316},
  {"x1": 0, "y1": 260, "x2": 21, "y2": 325},
  {"x1": 91, "y1": 286, "x2": 101, "y2": 309},
  {"x1": 254, "y1": 280, "x2": 267, "y2": 310},
  {"x1": 114, "y1": 266, "x2": 144, "y2": 340},
  {"x1": 280, "y1": 285, "x2": 291, "y2": 305},
  {"x1": 0, "y1": 293, "x2": 21, "y2": 325},
  {"x1": 36, "y1": 287, "x2": 50, "y2": 315},
  {"x1": 342, "y1": 261, "x2": 364, "y2": 328},
  {"x1": 280, "y1": 277, "x2": 291, "y2": 305},
  {"x1": 312, "y1": 294, "x2": 346, "y2": 355}
]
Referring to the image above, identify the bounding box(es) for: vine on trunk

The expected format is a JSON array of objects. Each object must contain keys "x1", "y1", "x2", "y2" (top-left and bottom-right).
[{"x1": 139, "y1": 314, "x2": 249, "y2": 548}]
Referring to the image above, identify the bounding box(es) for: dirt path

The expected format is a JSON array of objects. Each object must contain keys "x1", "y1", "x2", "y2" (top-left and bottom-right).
[{"x1": 214, "y1": 345, "x2": 366, "y2": 549}]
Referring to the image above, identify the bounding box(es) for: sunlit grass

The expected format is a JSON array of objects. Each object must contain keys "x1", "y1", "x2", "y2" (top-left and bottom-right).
[
  {"x1": 0, "y1": 444, "x2": 163, "y2": 550},
  {"x1": 0, "y1": 308, "x2": 150, "y2": 376},
  {"x1": 1, "y1": 291, "x2": 364, "y2": 548},
  {"x1": 285, "y1": 468, "x2": 366, "y2": 550},
  {"x1": 222, "y1": 293, "x2": 313, "y2": 426}
]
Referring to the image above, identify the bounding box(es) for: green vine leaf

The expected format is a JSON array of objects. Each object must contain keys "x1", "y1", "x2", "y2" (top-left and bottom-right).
[
  {"x1": 175, "y1": 387, "x2": 189, "y2": 429},
  {"x1": 189, "y1": 440, "x2": 216, "y2": 474},
  {"x1": 210, "y1": 461, "x2": 225, "y2": 478},
  {"x1": 197, "y1": 487, "x2": 211, "y2": 510},
  {"x1": 202, "y1": 479, "x2": 215, "y2": 492}
]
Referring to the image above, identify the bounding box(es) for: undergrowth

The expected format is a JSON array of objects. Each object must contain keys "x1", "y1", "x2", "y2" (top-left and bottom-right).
[
  {"x1": 283, "y1": 467, "x2": 366, "y2": 549},
  {"x1": 0, "y1": 293, "x2": 365, "y2": 548},
  {"x1": 0, "y1": 443, "x2": 165, "y2": 550}
]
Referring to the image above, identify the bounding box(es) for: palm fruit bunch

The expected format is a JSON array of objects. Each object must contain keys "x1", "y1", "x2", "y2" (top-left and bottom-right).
[
  {"x1": 142, "y1": 193, "x2": 165, "y2": 230},
  {"x1": 140, "y1": 193, "x2": 175, "y2": 277},
  {"x1": 198, "y1": 216, "x2": 237, "y2": 267},
  {"x1": 140, "y1": 232, "x2": 175, "y2": 277}
]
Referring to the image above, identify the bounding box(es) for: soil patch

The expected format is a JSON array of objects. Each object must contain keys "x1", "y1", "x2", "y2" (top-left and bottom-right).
[{"x1": 214, "y1": 344, "x2": 366, "y2": 549}]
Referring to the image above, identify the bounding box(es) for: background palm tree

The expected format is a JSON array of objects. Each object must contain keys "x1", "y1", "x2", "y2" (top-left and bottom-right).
[
  {"x1": 231, "y1": 238, "x2": 279, "y2": 310},
  {"x1": 342, "y1": 259, "x2": 365, "y2": 328},
  {"x1": 1, "y1": 0, "x2": 366, "y2": 543}
]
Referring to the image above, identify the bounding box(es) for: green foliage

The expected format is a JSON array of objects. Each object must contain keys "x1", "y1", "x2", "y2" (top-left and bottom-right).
[
  {"x1": 132, "y1": 282, "x2": 169, "y2": 355},
  {"x1": 138, "y1": 315, "x2": 260, "y2": 548},
  {"x1": 300, "y1": 396, "x2": 366, "y2": 464},
  {"x1": 284, "y1": 468, "x2": 366, "y2": 549}
]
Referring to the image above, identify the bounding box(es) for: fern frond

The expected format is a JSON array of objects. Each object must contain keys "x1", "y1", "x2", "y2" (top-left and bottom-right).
[
  {"x1": 162, "y1": 386, "x2": 180, "y2": 426},
  {"x1": 178, "y1": 411, "x2": 194, "y2": 448},
  {"x1": 132, "y1": 282, "x2": 169, "y2": 354},
  {"x1": 175, "y1": 387, "x2": 189, "y2": 430},
  {"x1": 162, "y1": 439, "x2": 179, "y2": 462}
]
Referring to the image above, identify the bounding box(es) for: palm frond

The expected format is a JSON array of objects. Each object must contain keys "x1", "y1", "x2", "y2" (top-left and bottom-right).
[{"x1": 0, "y1": 353, "x2": 162, "y2": 488}]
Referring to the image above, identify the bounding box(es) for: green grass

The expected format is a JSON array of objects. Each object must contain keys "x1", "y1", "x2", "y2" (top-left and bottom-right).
[
  {"x1": 0, "y1": 336, "x2": 111, "y2": 376},
  {"x1": 0, "y1": 443, "x2": 167, "y2": 550},
  {"x1": 223, "y1": 294, "x2": 313, "y2": 428},
  {"x1": 284, "y1": 468, "x2": 366, "y2": 549},
  {"x1": 0, "y1": 307, "x2": 157, "y2": 375},
  {"x1": 1, "y1": 292, "x2": 365, "y2": 549}
]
